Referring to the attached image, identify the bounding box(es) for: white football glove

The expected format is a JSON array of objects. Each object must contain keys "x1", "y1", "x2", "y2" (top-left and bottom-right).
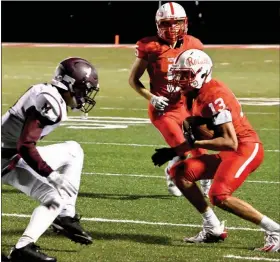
[
  {"x1": 150, "y1": 95, "x2": 169, "y2": 111},
  {"x1": 47, "y1": 171, "x2": 77, "y2": 197}
]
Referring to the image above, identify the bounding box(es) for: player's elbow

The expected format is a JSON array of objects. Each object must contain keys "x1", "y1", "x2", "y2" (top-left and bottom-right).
[
  {"x1": 227, "y1": 139, "x2": 238, "y2": 151},
  {"x1": 128, "y1": 74, "x2": 137, "y2": 88},
  {"x1": 17, "y1": 142, "x2": 31, "y2": 156}
]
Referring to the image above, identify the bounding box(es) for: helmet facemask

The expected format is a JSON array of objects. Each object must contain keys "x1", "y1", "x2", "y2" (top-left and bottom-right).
[
  {"x1": 171, "y1": 67, "x2": 211, "y2": 94},
  {"x1": 157, "y1": 18, "x2": 187, "y2": 44},
  {"x1": 170, "y1": 49, "x2": 213, "y2": 93},
  {"x1": 71, "y1": 81, "x2": 100, "y2": 113}
]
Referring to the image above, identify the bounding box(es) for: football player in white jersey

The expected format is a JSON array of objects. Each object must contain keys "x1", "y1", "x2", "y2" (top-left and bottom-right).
[{"x1": 2, "y1": 57, "x2": 100, "y2": 262}]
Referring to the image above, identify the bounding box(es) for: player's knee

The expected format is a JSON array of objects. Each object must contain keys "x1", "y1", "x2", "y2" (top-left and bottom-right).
[
  {"x1": 209, "y1": 193, "x2": 229, "y2": 206},
  {"x1": 172, "y1": 162, "x2": 194, "y2": 189},
  {"x1": 65, "y1": 141, "x2": 84, "y2": 159}
]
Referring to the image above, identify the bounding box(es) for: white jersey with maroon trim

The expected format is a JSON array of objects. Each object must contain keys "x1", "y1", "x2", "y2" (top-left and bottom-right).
[{"x1": 2, "y1": 83, "x2": 67, "y2": 149}]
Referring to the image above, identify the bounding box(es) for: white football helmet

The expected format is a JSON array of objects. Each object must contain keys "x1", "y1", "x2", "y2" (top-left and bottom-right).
[
  {"x1": 155, "y1": 2, "x2": 188, "y2": 44},
  {"x1": 170, "y1": 49, "x2": 213, "y2": 92}
]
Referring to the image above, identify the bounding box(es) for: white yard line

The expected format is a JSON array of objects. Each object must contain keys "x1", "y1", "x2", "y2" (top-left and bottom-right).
[
  {"x1": 224, "y1": 255, "x2": 280, "y2": 261},
  {"x1": 83, "y1": 172, "x2": 280, "y2": 184},
  {"x1": 1, "y1": 213, "x2": 266, "y2": 232}
]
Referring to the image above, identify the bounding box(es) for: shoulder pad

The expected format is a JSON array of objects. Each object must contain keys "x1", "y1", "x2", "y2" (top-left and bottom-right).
[
  {"x1": 136, "y1": 36, "x2": 160, "y2": 52},
  {"x1": 35, "y1": 92, "x2": 63, "y2": 123}
]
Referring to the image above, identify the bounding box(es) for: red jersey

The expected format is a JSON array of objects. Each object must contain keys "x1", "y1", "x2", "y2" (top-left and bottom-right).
[
  {"x1": 191, "y1": 79, "x2": 261, "y2": 144},
  {"x1": 136, "y1": 34, "x2": 203, "y2": 107}
]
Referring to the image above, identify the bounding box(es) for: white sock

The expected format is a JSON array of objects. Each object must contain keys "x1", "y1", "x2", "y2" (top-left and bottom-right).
[
  {"x1": 200, "y1": 179, "x2": 212, "y2": 187},
  {"x1": 260, "y1": 216, "x2": 280, "y2": 233},
  {"x1": 59, "y1": 204, "x2": 75, "y2": 218},
  {"x1": 202, "y1": 208, "x2": 220, "y2": 227},
  {"x1": 16, "y1": 204, "x2": 62, "y2": 249},
  {"x1": 167, "y1": 156, "x2": 181, "y2": 170},
  {"x1": 57, "y1": 189, "x2": 77, "y2": 218},
  {"x1": 15, "y1": 236, "x2": 34, "y2": 249}
]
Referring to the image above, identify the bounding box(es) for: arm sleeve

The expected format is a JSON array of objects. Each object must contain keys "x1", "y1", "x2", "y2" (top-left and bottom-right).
[
  {"x1": 16, "y1": 92, "x2": 62, "y2": 177},
  {"x1": 17, "y1": 106, "x2": 54, "y2": 177},
  {"x1": 17, "y1": 93, "x2": 62, "y2": 177},
  {"x1": 212, "y1": 110, "x2": 232, "y2": 126},
  {"x1": 192, "y1": 37, "x2": 204, "y2": 50}
]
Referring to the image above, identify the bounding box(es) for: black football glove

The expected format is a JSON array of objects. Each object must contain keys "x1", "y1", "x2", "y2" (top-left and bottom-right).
[
  {"x1": 183, "y1": 125, "x2": 196, "y2": 147},
  {"x1": 151, "y1": 147, "x2": 177, "y2": 167}
]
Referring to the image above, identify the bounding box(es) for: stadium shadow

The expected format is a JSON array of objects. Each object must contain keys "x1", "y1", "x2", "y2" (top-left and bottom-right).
[
  {"x1": 1, "y1": 229, "x2": 172, "y2": 246},
  {"x1": 1, "y1": 230, "x2": 79, "y2": 252},
  {"x1": 1, "y1": 230, "x2": 252, "y2": 250},
  {"x1": 89, "y1": 231, "x2": 172, "y2": 246},
  {"x1": 1, "y1": 189, "x2": 174, "y2": 200},
  {"x1": 78, "y1": 192, "x2": 173, "y2": 200}
]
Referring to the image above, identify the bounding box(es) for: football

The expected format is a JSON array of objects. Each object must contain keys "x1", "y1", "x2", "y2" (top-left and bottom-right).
[{"x1": 183, "y1": 116, "x2": 216, "y2": 140}]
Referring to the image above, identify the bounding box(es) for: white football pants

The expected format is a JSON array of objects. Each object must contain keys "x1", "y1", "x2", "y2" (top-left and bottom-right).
[{"x1": 2, "y1": 141, "x2": 84, "y2": 217}]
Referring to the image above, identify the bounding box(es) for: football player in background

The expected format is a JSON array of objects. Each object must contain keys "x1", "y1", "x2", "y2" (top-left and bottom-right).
[
  {"x1": 151, "y1": 49, "x2": 280, "y2": 251},
  {"x1": 129, "y1": 1, "x2": 211, "y2": 198},
  {"x1": 2, "y1": 57, "x2": 100, "y2": 262}
]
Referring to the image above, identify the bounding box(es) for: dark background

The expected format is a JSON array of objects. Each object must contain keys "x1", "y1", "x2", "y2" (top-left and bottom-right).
[{"x1": 1, "y1": 1, "x2": 279, "y2": 44}]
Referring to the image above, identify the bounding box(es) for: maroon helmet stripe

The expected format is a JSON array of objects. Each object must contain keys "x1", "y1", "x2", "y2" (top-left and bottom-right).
[{"x1": 169, "y1": 2, "x2": 174, "y2": 15}]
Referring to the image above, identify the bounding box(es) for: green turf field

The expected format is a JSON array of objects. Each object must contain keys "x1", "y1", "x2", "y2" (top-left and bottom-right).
[{"x1": 1, "y1": 46, "x2": 280, "y2": 262}]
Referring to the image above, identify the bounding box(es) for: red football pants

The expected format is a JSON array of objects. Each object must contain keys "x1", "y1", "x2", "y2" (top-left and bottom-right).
[
  {"x1": 148, "y1": 103, "x2": 206, "y2": 157},
  {"x1": 169, "y1": 142, "x2": 264, "y2": 199}
]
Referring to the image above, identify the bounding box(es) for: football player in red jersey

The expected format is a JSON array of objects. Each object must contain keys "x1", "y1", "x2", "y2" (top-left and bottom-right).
[
  {"x1": 151, "y1": 49, "x2": 280, "y2": 251},
  {"x1": 129, "y1": 2, "x2": 211, "y2": 197}
]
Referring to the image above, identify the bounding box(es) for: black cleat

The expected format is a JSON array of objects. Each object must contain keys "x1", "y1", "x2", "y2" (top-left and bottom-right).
[
  {"x1": 52, "y1": 214, "x2": 93, "y2": 245},
  {"x1": 2, "y1": 253, "x2": 10, "y2": 262},
  {"x1": 8, "y1": 243, "x2": 56, "y2": 262}
]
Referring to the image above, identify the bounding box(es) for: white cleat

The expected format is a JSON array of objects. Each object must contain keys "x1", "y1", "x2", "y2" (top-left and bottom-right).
[
  {"x1": 254, "y1": 231, "x2": 280, "y2": 252},
  {"x1": 200, "y1": 179, "x2": 212, "y2": 198},
  {"x1": 184, "y1": 221, "x2": 228, "y2": 243},
  {"x1": 165, "y1": 166, "x2": 182, "y2": 197}
]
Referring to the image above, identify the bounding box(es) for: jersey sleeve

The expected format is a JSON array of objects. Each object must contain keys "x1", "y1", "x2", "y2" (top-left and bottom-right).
[
  {"x1": 35, "y1": 92, "x2": 62, "y2": 124},
  {"x1": 201, "y1": 91, "x2": 232, "y2": 126},
  {"x1": 135, "y1": 39, "x2": 149, "y2": 61},
  {"x1": 17, "y1": 106, "x2": 54, "y2": 177},
  {"x1": 192, "y1": 37, "x2": 204, "y2": 50}
]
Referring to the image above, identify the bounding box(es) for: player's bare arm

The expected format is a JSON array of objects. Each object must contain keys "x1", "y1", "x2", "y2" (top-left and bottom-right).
[
  {"x1": 128, "y1": 57, "x2": 152, "y2": 100},
  {"x1": 129, "y1": 57, "x2": 169, "y2": 111},
  {"x1": 194, "y1": 119, "x2": 238, "y2": 151}
]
